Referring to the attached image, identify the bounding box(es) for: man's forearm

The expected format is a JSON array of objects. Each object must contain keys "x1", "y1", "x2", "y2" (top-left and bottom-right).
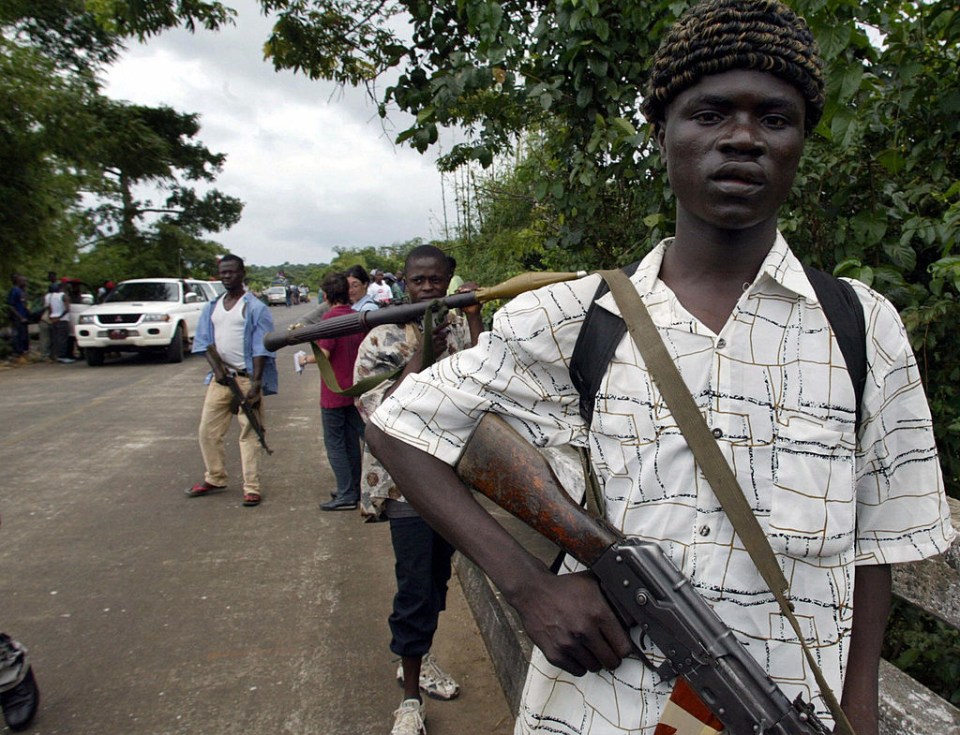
[
  {"x1": 251, "y1": 355, "x2": 266, "y2": 383},
  {"x1": 840, "y1": 564, "x2": 891, "y2": 735},
  {"x1": 366, "y1": 423, "x2": 550, "y2": 602},
  {"x1": 367, "y1": 421, "x2": 640, "y2": 675}
]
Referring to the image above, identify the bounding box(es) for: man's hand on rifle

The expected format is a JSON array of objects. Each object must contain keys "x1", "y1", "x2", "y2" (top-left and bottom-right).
[
  {"x1": 508, "y1": 568, "x2": 634, "y2": 677},
  {"x1": 244, "y1": 379, "x2": 262, "y2": 406}
]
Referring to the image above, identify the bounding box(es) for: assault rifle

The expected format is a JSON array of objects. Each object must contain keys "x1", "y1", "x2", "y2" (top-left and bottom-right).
[
  {"x1": 455, "y1": 413, "x2": 831, "y2": 735},
  {"x1": 204, "y1": 346, "x2": 273, "y2": 455}
]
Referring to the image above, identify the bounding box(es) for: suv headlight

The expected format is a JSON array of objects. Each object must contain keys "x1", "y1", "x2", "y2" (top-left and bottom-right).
[
  {"x1": 141, "y1": 314, "x2": 171, "y2": 322},
  {"x1": 79, "y1": 315, "x2": 95, "y2": 324}
]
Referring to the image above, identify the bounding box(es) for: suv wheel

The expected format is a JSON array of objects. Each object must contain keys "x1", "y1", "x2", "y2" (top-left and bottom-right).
[
  {"x1": 166, "y1": 324, "x2": 185, "y2": 363},
  {"x1": 85, "y1": 347, "x2": 105, "y2": 366}
]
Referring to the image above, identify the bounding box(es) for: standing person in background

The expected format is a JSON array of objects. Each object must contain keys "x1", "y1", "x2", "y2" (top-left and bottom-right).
[
  {"x1": 5, "y1": 275, "x2": 30, "y2": 359},
  {"x1": 354, "y1": 245, "x2": 483, "y2": 735},
  {"x1": 37, "y1": 286, "x2": 53, "y2": 361},
  {"x1": 347, "y1": 265, "x2": 380, "y2": 313},
  {"x1": 298, "y1": 272, "x2": 367, "y2": 511},
  {"x1": 187, "y1": 254, "x2": 278, "y2": 508},
  {"x1": 368, "y1": 269, "x2": 394, "y2": 305},
  {"x1": 366, "y1": 2, "x2": 956, "y2": 734},
  {"x1": 46, "y1": 283, "x2": 73, "y2": 364},
  {"x1": 386, "y1": 273, "x2": 404, "y2": 303},
  {"x1": 444, "y1": 257, "x2": 463, "y2": 296}
]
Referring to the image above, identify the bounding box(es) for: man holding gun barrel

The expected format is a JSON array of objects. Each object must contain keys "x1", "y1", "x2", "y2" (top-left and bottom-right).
[{"x1": 366, "y1": 2, "x2": 956, "y2": 734}]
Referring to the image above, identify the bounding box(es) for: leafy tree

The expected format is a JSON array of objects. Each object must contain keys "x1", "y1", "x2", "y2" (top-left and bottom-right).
[
  {"x1": 0, "y1": 0, "x2": 238, "y2": 285},
  {"x1": 79, "y1": 101, "x2": 242, "y2": 279},
  {"x1": 0, "y1": 39, "x2": 94, "y2": 279},
  {"x1": 84, "y1": 0, "x2": 236, "y2": 41}
]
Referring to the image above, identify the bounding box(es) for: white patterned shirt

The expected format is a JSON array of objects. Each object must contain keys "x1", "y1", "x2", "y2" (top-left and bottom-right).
[
  {"x1": 372, "y1": 234, "x2": 956, "y2": 734},
  {"x1": 355, "y1": 314, "x2": 475, "y2": 518}
]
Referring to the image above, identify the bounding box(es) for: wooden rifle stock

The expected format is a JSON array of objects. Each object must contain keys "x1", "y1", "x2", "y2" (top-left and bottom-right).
[{"x1": 455, "y1": 413, "x2": 618, "y2": 566}]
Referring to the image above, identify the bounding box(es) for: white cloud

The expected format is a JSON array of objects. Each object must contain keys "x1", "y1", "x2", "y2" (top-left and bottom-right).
[{"x1": 102, "y1": 0, "x2": 453, "y2": 267}]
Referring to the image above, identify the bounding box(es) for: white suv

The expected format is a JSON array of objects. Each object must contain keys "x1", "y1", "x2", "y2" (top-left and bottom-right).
[{"x1": 76, "y1": 278, "x2": 221, "y2": 366}]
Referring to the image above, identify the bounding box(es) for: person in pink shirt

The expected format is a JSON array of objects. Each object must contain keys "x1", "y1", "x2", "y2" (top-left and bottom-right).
[{"x1": 299, "y1": 272, "x2": 368, "y2": 511}]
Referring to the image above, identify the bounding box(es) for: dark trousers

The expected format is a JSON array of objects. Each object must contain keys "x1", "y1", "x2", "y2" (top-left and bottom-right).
[
  {"x1": 321, "y1": 404, "x2": 364, "y2": 503},
  {"x1": 388, "y1": 514, "x2": 455, "y2": 658},
  {"x1": 11, "y1": 320, "x2": 28, "y2": 354},
  {"x1": 51, "y1": 319, "x2": 70, "y2": 359}
]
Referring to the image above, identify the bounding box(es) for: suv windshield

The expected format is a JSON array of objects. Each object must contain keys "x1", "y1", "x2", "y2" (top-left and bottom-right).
[{"x1": 106, "y1": 282, "x2": 180, "y2": 303}]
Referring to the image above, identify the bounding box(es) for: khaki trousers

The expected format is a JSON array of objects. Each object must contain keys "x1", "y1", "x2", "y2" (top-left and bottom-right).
[{"x1": 198, "y1": 378, "x2": 264, "y2": 494}]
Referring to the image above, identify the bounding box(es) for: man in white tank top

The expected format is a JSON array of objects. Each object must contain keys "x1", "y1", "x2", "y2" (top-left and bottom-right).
[{"x1": 187, "y1": 255, "x2": 278, "y2": 507}]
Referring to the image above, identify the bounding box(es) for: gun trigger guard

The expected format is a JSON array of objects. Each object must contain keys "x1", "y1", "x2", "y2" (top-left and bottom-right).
[{"x1": 629, "y1": 640, "x2": 657, "y2": 673}]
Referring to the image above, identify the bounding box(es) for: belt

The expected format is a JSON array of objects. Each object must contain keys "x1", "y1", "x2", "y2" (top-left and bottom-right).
[{"x1": 228, "y1": 369, "x2": 249, "y2": 378}]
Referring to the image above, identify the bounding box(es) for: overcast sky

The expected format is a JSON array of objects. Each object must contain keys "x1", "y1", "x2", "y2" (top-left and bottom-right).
[{"x1": 103, "y1": 0, "x2": 455, "y2": 268}]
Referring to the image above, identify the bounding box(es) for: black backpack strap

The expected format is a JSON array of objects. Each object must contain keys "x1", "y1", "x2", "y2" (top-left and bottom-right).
[
  {"x1": 570, "y1": 262, "x2": 640, "y2": 425},
  {"x1": 803, "y1": 266, "x2": 867, "y2": 433},
  {"x1": 571, "y1": 263, "x2": 867, "y2": 431}
]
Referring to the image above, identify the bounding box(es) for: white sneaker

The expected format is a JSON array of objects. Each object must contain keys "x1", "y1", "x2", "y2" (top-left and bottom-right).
[
  {"x1": 396, "y1": 652, "x2": 461, "y2": 701},
  {"x1": 391, "y1": 697, "x2": 426, "y2": 735}
]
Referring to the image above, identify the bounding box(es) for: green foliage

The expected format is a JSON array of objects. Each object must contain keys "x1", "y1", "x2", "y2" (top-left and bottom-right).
[
  {"x1": 84, "y1": 0, "x2": 236, "y2": 40},
  {"x1": 1, "y1": 0, "x2": 242, "y2": 288},
  {"x1": 883, "y1": 596, "x2": 960, "y2": 706}
]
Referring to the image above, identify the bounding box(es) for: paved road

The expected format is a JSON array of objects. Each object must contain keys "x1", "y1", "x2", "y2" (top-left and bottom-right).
[{"x1": 0, "y1": 302, "x2": 514, "y2": 734}]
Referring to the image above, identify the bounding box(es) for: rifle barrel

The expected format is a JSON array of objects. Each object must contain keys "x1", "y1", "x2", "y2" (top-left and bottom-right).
[{"x1": 262, "y1": 291, "x2": 479, "y2": 351}]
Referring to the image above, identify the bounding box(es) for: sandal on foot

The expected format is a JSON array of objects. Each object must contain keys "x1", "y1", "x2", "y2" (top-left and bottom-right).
[
  {"x1": 242, "y1": 493, "x2": 261, "y2": 507},
  {"x1": 185, "y1": 482, "x2": 226, "y2": 497}
]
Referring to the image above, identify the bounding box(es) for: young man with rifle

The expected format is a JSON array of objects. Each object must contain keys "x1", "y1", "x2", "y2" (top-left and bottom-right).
[
  {"x1": 354, "y1": 245, "x2": 483, "y2": 735},
  {"x1": 366, "y1": 2, "x2": 956, "y2": 734},
  {"x1": 188, "y1": 254, "x2": 278, "y2": 507}
]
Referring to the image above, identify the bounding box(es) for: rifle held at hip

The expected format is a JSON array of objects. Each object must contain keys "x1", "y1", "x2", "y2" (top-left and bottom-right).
[{"x1": 204, "y1": 346, "x2": 273, "y2": 455}]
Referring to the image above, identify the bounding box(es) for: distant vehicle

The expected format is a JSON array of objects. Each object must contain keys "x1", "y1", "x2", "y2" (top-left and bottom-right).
[
  {"x1": 209, "y1": 281, "x2": 226, "y2": 298},
  {"x1": 75, "y1": 278, "x2": 221, "y2": 366},
  {"x1": 264, "y1": 286, "x2": 287, "y2": 306}
]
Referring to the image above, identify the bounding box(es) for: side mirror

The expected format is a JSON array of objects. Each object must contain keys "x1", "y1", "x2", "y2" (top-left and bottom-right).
[{"x1": 185, "y1": 292, "x2": 199, "y2": 303}]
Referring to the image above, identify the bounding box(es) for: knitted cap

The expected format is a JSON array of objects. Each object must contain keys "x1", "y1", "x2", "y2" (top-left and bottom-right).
[{"x1": 642, "y1": 0, "x2": 825, "y2": 133}]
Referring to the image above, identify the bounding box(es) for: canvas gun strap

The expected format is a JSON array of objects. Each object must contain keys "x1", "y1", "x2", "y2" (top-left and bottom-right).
[
  {"x1": 310, "y1": 299, "x2": 446, "y2": 396},
  {"x1": 598, "y1": 268, "x2": 856, "y2": 735}
]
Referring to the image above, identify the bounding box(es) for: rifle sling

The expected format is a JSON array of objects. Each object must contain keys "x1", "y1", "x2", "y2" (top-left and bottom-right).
[
  {"x1": 310, "y1": 300, "x2": 444, "y2": 396},
  {"x1": 597, "y1": 268, "x2": 855, "y2": 735}
]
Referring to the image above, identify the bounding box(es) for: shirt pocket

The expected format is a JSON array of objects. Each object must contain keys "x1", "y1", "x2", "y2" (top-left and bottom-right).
[{"x1": 767, "y1": 418, "x2": 856, "y2": 559}]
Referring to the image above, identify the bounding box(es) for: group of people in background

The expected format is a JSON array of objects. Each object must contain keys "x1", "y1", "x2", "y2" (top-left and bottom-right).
[
  {"x1": 184, "y1": 248, "x2": 476, "y2": 735},
  {"x1": 5, "y1": 272, "x2": 82, "y2": 364}
]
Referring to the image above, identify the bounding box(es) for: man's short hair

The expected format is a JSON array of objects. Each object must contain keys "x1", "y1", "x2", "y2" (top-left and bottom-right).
[
  {"x1": 642, "y1": 0, "x2": 825, "y2": 134},
  {"x1": 322, "y1": 272, "x2": 350, "y2": 305},
  {"x1": 219, "y1": 253, "x2": 245, "y2": 271},
  {"x1": 406, "y1": 245, "x2": 451, "y2": 275}
]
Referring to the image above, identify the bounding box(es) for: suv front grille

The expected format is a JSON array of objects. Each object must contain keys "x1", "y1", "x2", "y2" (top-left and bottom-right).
[{"x1": 97, "y1": 313, "x2": 142, "y2": 325}]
